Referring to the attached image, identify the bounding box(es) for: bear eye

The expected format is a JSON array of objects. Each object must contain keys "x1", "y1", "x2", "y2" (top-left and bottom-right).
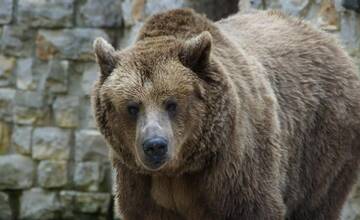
[
  {"x1": 165, "y1": 100, "x2": 177, "y2": 114},
  {"x1": 127, "y1": 103, "x2": 140, "y2": 117}
]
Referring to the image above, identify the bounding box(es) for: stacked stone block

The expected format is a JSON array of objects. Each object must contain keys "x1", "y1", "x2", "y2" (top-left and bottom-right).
[
  {"x1": 0, "y1": 0, "x2": 358, "y2": 219},
  {"x1": 0, "y1": 0, "x2": 117, "y2": 219}
]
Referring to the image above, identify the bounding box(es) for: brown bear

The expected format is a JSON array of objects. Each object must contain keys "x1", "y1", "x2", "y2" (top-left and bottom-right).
[{"x1": 92, "y1": 8, "x2": 360, "y2": 220}]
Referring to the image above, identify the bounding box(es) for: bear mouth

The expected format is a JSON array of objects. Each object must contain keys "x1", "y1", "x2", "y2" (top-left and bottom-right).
[
  {"x1": 135, "y1": 152, "x2": 170, "y2": 172},
  {"x1": 142, "y1": 155, "x2": 169, "y2": 171}
]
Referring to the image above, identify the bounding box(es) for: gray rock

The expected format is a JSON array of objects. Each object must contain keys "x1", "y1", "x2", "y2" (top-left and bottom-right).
[
  {"x1": 341, "y1": 181, "x2": 360, "y2": 220},
  {"x1": 15, "y1": 58, "x2": 36, "y2": 90},
  {"x1": 250, "y1": 0, "x2": 264, "y2": 9},
  {"x1": 60, "y1": 191, "x2": 110, "y2": 214},
  {"x1": 77, "y1": 0, "x2": 122, "y2": 27},
  {"x1": 36, "y1": 28, "x2": 110, "y2": 61},
  {"x1": 38, "y1": 160, "x2": 68, "y2": 188},
  {"x1": 121, "y1": 0, "x2": 137, "y2": 27},
  {"x1": 111, "y1": 170, "x2": 117, "y2": 194},
  {"x1": 18, "y1": 0, "x2": 74, "y2": 27},
  {"x1": 45, "y1": 60, "x2": 69, "y2": 93},
  {"x1": 264, "y1": 0, "x2": 282, "y2": 9},
  {"x1": 32, "y1": 127, "x2": 71, "y2": 160},
  {"x1": 75, "y1": 130, "x2": 108, "y2": 162},
  {"x1": 280, "y1": 0, "x2": 310, "y2": 16},
  {"x1": 118, "y1": 22, "x2": 143, "y2": 49},
  {"x1": 33, "y1": 59, "x2": 70, "y2": 95},
  {"x1": 0, "y1": 88, "x2": 15, "y2": 121},
  {"x1": 81, "y1": 63, "x2": 98, "y2": 96},
  {"x1": 0, "y1": 0, "x2": 12, "y2": 24},
  {"x1": 0, "y1": 55, "x2": 15, "y2": 87},
  {"x1": 144, "y1": 0, "x2": 184, "y2": 18},
  {"x1": 243, "y1": 0, "x2": 264, "y2": 9},
  {"x1": 59, "y1": 191, "x2": 77, "y2": 219},
  {"x1": 0, "y1": 121, "x2": 11, "y2": 155},
  {"x1": 340, "y1": 11, "x2": 360, "y2": 51},
  {"x1": 53, "y1": 96, "x2": 79, "y2": 128},
  {"x1": 74, "y1": 162, "x2": 105, "y2": 191},
  {"x1": 1, "y1": 25, "x2": 35, "y2": 57},
  {"x1": 334, "y1": 0, "x2": 346, "y2": 12},
  {"x1": 0, "y1": 154, "x2": 34, "y2": 189},
  {"x1": 20, "y1": 188, "x2": 61, "y2": 220},
  {"x1": 183, "y1": 0, "x2": 239, "y2": 21},
  {"x1": 121, "y1": 0, "x2": 185, "y2": 24},
  {"x1": 75, "y1": 192, "x2": 111, "y2": 214},
  {"x1": 341, "y1": 199, "x2": 360, "y2": 220},
  {"x1": 339, "y1": 11, "x2": 360, "y2": 69},
  {"x1": 12, "y1": 125, "x2": 32, "y2": 155},
  {"x1": 15, "y1": 90, "x2": 44, "y2": 108},
  {"x1": 14, "y1": 106, "x2": 50, "y2": 125},
  {"x1": 79, "y1": 98, "x2": 97, "y2": 129},
  {"x1": 343, "y1": 0, "x2": 360, "y2": 12},
  {"x1": 31, "y1": 58, "x2": 47, "y2": 81},
  {"x1": 66, "y1": 63, "x2": 84, "y2": 96},
  {"x1": 0, "y1": 192, "x2": 12, "y2": 219}
]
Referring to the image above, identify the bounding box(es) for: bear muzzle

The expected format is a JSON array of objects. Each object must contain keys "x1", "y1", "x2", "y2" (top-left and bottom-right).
[{"x1": 142, "y1": 136, "x2": 169, "y2": 170}]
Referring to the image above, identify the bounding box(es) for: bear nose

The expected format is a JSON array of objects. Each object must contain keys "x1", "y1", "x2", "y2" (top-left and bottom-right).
[{"x1": 142, "y1": 137, "x2": 168, "y2": 161}]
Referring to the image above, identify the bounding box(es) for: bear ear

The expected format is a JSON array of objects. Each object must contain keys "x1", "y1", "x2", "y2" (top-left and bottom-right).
[
  {"x1": 93, "y1": 37, "x2": 116, "y2": 79},
  {"x1": 180, "y1": 31, "x2": 212, "y2": 73}
]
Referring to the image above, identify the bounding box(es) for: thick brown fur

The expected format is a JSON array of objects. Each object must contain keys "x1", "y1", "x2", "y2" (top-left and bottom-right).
[{"x1": 92, "y1": 8, "x2": 360, "y2": 220}]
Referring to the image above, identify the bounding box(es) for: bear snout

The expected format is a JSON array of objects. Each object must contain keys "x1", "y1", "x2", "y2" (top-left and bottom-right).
[{"x1": 142, "y1": 137, "x2": 169, "y2": 169}]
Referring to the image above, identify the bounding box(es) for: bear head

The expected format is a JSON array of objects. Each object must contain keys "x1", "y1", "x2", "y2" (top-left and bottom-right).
[{"x1": 92, "y1": 31, "x2": 230, "y2": 175}]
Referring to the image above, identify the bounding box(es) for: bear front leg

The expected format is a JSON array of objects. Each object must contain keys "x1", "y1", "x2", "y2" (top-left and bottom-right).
[
  {"x1": 113, "y1": 160, "x2": 183, "y2": 220},
  {"x1": 201, "y1": 154, "x2": 285, "y2": 220}
]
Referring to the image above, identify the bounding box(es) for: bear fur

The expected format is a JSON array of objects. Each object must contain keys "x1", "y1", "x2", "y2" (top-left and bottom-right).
[{"x1": 92, "y1": 8, "x2": 360, "y2": 220}]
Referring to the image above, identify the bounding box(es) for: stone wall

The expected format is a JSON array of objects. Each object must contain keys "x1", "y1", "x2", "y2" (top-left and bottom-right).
[
  {"x1": 0, "y1": 0, "x2": 359, "y2": 220},
  {"x1": 0, "y1": 0, "x2": 238, "y2": 219}
]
